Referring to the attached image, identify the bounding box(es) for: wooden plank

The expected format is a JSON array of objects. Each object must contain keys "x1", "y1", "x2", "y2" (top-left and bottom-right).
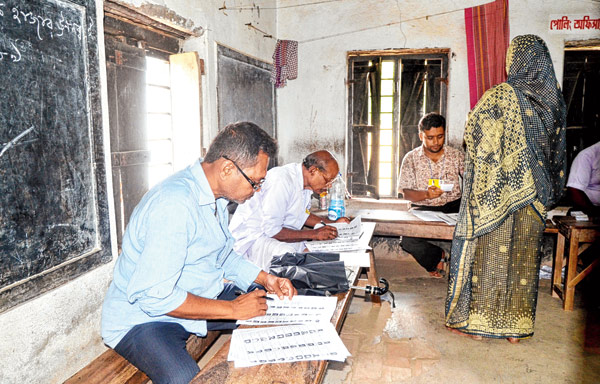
[
  {"x1": 65, "y1": 332, "x2": 221, "y2": 384},
  {"x1": 552, "y1": 233, "x2": 566, "y2": 299},
  {"x1": 367, "y1": 249, "x2": 381, "y2": 306},
  {"x1": 564, "y1": 230, "x2": 582, "y2": 311},
  {"x1": 65, "y1": 349, "x2": 148, "y2": 384},
  {"x1": 568, "y1": 258, "x2": 600, "y2": 287}
]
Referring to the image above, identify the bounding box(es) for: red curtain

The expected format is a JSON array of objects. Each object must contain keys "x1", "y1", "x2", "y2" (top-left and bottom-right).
[{"x1": 465, "y1": 0, "x2": 510, "y2": 109}]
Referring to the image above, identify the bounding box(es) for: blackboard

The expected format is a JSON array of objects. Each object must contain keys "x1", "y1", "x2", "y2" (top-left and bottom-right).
[
  {"x1": 217, "y1": 45, "x2": 277, "y2": 138},
  {"x1": 0, "y1": 0, "x2": 110, "y2": 313}
]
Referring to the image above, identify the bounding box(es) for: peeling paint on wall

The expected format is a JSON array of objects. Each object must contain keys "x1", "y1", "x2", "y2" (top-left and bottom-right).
[
  {"x1": 290, "y1": 138, "x2": 345, "y2": 157},
  {"x1": 138, "y1": 3, "x2": 199, "y2": 34}
]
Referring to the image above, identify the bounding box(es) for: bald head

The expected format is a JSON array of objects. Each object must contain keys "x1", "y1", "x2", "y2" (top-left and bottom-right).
[{"x1": 302, "y1": 150, "x2": 339, "y2": 194}]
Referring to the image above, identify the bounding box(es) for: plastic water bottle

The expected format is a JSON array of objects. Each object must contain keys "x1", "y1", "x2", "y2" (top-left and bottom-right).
[{"x1": 328, "y1": 173, "x2": 346, "y2": 221}]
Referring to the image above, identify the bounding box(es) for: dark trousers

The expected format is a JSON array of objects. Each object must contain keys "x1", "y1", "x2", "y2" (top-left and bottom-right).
[
  {"x1": 114, "y1": 283, "x2": 257, "y2": 384},
  {"x1": 404, "y1": 199, "x2": 460, "y2": 272},
  {"x1": 401, "y1": 236, "x2": 444, "y2": 272}
]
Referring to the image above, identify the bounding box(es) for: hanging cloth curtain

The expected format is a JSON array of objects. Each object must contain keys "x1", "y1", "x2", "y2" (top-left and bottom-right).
[
  {"x1": 465, "y1": 0, "x2": 510, "y2": 109},
  {"x1": 270, "y1": 39, "x2": 298, "y2": 88}
]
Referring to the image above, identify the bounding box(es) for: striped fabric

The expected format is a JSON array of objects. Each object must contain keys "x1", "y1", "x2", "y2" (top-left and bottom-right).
[
  {"x1": 270, "y1": 39, "x2": 298, "y2": 89},
  {"x1": 464, "y1": 0, "x2": 510, "y2": 109}
]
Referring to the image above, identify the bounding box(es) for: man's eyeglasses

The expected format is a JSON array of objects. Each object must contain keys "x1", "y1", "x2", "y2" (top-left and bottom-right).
[
  {"x1": 315, "y1": 168, "x2": 335, "y2": 188},
  {"x1": 223, "y1": 156, "x2": 265, "y2": 191}
]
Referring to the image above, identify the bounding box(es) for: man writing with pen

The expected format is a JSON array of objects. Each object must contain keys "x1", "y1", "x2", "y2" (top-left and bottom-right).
[
  {"x1": 101, "y1": 122, "x2": 296, "y2": 384},
  {"x1": 230, "y1": 150, "x2": 350, "y2": 271}
]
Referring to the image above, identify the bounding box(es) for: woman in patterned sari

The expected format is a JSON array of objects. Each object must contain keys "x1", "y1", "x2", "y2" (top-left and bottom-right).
[{"x1": 445, "y1": 35, "x2": 567, "y2": 343}]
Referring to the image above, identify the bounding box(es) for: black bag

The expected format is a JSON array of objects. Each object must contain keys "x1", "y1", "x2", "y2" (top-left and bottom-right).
[{"x1": 269, "y1": 252, "x2": 349, "y2": 296}]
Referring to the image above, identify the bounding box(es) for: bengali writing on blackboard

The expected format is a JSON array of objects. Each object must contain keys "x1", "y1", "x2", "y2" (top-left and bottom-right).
[
  {"x1": 0, "y1": 0, "x2": 110, "y2": 313},
  {"x1": 0, "y1": 0, "x2": 84, "y2": 62}
]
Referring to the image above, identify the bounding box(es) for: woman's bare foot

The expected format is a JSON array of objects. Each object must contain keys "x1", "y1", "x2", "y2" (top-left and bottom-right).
[
  {"x1": 446, "y1": 326, "x2": 483, "y2": 340},
  {"x1": 507, "y1": 337, "x2": 520, "y2": 344}
]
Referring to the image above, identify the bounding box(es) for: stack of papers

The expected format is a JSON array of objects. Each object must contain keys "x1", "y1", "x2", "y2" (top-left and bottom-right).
[
  {"x1": 229, "y1": 295, "x2": 350, "y2": 367},
  {"x1": 547, "y1": 206, "x2": 570, "y2": 221},
  {"x1": 571, "y1": 210, "x2": 589, "y2": 221}
]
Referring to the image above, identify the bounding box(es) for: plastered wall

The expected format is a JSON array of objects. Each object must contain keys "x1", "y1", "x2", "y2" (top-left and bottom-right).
[{"x1": 275, "y1": 0, "x2": 600, "y2": 170}]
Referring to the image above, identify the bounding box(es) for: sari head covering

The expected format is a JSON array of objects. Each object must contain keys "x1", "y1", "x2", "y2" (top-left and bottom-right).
[
  {"x1": 445, "y1": 35, "x2": 567, "y2": 337},
  {"x1": 454, "y1": 34, "x2": 567, "y2": 240},
  {"x1": 506, "y1": 35, "x2": 567, "y2": 209}
]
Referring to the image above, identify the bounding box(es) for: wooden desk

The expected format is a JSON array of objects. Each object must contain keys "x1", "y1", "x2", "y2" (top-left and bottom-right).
[
  {"x1": 340, "y1": 207, "x2": 557, "y2": 240},
  {"x1": 347, "y1": 208, "x2": 455, "y2": 239},
  {"x1": 191, "y1": 268, "x2": 360, "y2": 384},
  {"x1": 552, "y1": 216, "x2": 600, "y2": 311}
]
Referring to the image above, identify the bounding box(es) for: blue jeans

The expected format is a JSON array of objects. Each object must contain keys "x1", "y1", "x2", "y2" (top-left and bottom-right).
[{"x1": 114, "y1": 283, "x2": 260, "y2": 384}]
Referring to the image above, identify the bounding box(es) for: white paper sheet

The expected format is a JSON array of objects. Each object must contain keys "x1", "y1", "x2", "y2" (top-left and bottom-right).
[
  {"x1": 435, "y1": 212, "x2": 458, "y2": 225},
  {"x1": 410, "y1": 210, "x2": 444, "y2": 222},
  {"x1": 237, "y1": 295, "x2": 338, "y2": 325},
  {"x1": 327, "y1": 216, "x2": 362, "y2": 240},
  {"x1": 411, "y1": 210, "x2": 457, "y2": 225},
  {"x1": 228, "y1": 323, "x2": 350, "y2": 367},
  {"x1": 305, "y1": 218, "x2": 373, "y2": 252},
  {"x1": 339, "y1": 252, "x2": 370, "y2": 267}
]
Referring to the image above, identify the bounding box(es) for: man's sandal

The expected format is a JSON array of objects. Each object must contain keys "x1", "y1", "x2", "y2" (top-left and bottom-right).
[{"x1": 428, "y1": 270, "x2": 443, "y2": 278}]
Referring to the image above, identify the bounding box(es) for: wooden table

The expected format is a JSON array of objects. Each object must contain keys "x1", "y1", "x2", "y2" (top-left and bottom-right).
[
  {"x1": 190, "y1": 268, "x2": 361, "y2": 384},
  {"x1": 552, "y1": 216, "x2": 600, "y2": 311},
  {"x1": 346, "y1": 208, "x2": 455, "y2": 239}
]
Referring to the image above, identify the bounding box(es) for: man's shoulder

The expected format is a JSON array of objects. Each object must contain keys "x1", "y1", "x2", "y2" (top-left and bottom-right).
[
  {"x1": 445, "y1": 145, "x2": 465, "y2": 158},
  {"x1": 267, "y1": 163, "x2": 302, "y2": 184},
  {"x1": 403, "y1": 147, "x2": 422, "y2": 160},
  {"x1": 582, "y1": 142, "x2": 600, "y2": 159},
  {"x1": 573, "y1": 143, "x2": 600, "y2": 166}
]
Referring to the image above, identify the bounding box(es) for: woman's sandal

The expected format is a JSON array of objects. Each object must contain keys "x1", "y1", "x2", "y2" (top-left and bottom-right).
[{"x1": 507, "y1": 337, "x2": 520, "y2": 344}]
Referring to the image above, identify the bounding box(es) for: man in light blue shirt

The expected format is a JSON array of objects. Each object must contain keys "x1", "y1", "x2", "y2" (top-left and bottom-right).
[{"x1": 101, "y1": 122, "x2": 296, "y2": 384}]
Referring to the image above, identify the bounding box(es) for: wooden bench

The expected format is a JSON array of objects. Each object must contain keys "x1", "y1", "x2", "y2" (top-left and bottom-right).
[{"x1": 64, "y1": 331, "x2": 221, "y2": 384}]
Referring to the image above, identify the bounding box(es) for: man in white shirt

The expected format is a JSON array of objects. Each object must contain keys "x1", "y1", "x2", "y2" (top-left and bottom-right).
[{"x1": 229, "y1": 150, "x2": 350, "y2": 271}]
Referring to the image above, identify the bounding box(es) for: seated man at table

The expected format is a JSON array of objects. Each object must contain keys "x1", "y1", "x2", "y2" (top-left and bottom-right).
[
  {"x1": 101, "y1": 122, "x2": 296, "y2": 384},
  {"x1": 567, "y1": 140, "x2": 600, "y2": 217},
  {"x1": 229, "y1": 150, "x2": 350, "y2": 271},
  {"x1": 398, "y1": 113, "x2": 464, "y2": 278}
]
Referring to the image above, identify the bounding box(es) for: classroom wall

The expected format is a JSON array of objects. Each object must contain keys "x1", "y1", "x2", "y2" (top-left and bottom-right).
[{"x1": 275, "y1": 0, "x2": 600, "y2": 170}]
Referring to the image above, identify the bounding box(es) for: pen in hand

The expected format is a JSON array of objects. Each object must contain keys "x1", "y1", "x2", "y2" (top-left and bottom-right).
[{"x1": 235, "y1": 290, "x2": 274, "y2": 300}]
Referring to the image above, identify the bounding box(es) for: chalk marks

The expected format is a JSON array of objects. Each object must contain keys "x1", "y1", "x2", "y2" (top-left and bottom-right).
[
  {"x1": 0, "y1": 40, "x2": 20, "y2": 62},
  {"x1": 0, "y1": 2, "x2": 83, "y2": 42},
  {"x1": 0, "y1": 126, "x2": 35, "y2": 158}
]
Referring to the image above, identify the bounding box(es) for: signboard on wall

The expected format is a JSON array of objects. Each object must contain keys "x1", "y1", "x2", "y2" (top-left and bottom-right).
[{"x1": 549, "y1": 14, "x2": 600, "y2": 33}]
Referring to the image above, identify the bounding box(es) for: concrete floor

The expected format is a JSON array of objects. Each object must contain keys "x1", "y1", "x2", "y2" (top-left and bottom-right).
[{"x1": 322, "y1": 251, "x2": 600, "y2": 384}]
